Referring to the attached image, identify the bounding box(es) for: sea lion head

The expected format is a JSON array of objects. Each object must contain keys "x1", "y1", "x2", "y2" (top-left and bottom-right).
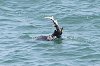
[{"x1": 52, "y1": 27, "x2": 63, "y2": 38}]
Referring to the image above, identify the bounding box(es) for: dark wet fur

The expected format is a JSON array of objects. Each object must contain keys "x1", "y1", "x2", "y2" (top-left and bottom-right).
[
  {"x1": 52, "y1": 27, "x2": 63, "y2": 38},
  {"x1": 37, "y1": 36, "x2": 48, "y2": 40}
]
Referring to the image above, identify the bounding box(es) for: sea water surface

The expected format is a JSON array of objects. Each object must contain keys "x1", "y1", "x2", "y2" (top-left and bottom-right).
[{"x1": 0, "y1": 0, "x2": 100, "y2": 66}]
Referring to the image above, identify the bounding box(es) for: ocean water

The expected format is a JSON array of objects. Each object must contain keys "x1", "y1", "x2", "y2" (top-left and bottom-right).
[{"x1": 0, "y1": 0, "x2": 100, "y2": 66}]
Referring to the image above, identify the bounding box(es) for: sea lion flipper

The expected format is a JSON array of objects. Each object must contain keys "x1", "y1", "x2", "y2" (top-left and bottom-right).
[
  {"x1": 45, "y1": 16, "x2": 54, "y2": 20},
  {"x1": 45, "y1": 16, "x2": 59, "y2": 27}
]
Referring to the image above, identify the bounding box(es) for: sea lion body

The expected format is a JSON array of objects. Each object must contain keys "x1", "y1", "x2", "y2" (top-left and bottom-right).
[{"x1": 37, "y1": 35, "x2": 56, "y2": 41}]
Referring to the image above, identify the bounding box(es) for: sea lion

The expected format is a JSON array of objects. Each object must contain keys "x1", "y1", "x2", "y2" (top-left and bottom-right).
[{"x1": 37, "y1": 16, "x2": 63, "y2": 41}]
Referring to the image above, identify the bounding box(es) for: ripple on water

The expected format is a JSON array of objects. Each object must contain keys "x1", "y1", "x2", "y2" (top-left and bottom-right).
[
  {"x1": 79, "y1": 54, "x2": 100, "y2": 61},
  {"x1": 14, "y1": 25, "x2": 37, "y2": 32},
  {"x1": 76, "y1": 47, "x2": 96, "y2": 54},
  {"x1": 94, "y1": 22, "x2": 100, "y2": 29},
  {"x1": 0, "y1": 6, "x2": 16, "y2": 12},
  {"x1": 19, "y1": 34, "x2": 32, "y2": 39}
]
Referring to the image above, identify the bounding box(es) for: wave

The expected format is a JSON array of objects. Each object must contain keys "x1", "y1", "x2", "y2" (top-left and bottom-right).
[
  {"x1": 79, "y1": 54, "x2": 100, "y2": 60},
  {"x1": 18, "y1": 34, "x2": 32, "y2": 39},
  {"x1": 15, "y1": 25, "x2": 36, "y2": 31}
]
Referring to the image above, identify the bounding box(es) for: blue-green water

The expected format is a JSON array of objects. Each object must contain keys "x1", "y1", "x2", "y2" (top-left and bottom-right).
[{"x1": 0, "y1": 0, "x2": 100, "y2": 66}]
